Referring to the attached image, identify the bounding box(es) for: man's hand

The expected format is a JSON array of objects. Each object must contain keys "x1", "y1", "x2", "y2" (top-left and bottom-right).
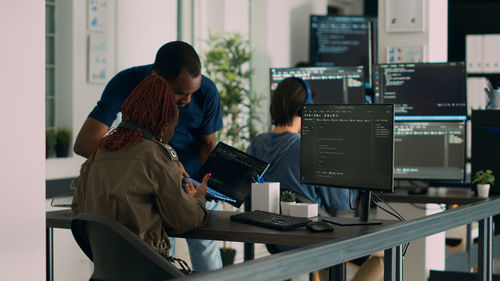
[
  {"x1": 178, "y1": 161, "x2": 190, "y2": 179},
  {"x1": 185, "y1": 174, "x2": 210, "y2": 197}
]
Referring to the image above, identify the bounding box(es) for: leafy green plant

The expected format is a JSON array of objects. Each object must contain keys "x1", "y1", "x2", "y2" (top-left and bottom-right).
[
  {"x1": 281, "y1": 190, "x2": 296, "y2": 203},
  {"x1": 55, "y1": 128, "x2": 72, "y2": 157},
  {"x1": 203, "y1": 31, "x2": 263, "y2": 150},
  {"x1": 472, "y1": 169, "x2": 495, "y2": 185}
]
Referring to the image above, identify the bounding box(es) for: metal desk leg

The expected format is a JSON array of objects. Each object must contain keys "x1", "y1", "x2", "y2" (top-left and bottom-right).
[
  {"x1": 243, "y1": 198, "x2": 254, "y2": 261},
  {"x1": 243, "y1": 242, "x2": 254, "y2": 261},
  {"x1": 46, "y1": 227, "x2": 53, "y2": 281},
  {"x1": 478, "y1": 217, "x2": 493, "y2": 281},
  {"x1": 328, "y1": 263, "x2": 346, "y2": 281},
  {"x1": 384, "y1": 246, "x2": 402, "y2": 281},
  {"x1": 467, "y1": 223, "x2": 473, "y2": 272}
]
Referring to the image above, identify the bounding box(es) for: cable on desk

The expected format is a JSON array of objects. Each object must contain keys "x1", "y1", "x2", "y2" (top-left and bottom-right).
[{"x1": 371, "y1": 192, "x2": 410, "y2": 257}]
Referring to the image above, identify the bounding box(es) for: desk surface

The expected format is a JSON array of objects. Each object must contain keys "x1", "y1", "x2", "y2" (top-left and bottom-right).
[
  {"x1": 47, "y1": 210, "x2": 398, "y2": 246},
  {"x1": 378, "y1": 187, "x2": 491, "y2": 205}
]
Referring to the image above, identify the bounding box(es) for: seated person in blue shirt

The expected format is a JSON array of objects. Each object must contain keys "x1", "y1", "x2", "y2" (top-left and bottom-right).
[
  {"x1": 247, "y1": 77, "x2": 383, "y2": 281},
  {"x1": 247, "y1": 77, "x2": 353, "y2": 217},
  {"x1": 73, "y1": 41, "x2": 223, "y2": 271}
]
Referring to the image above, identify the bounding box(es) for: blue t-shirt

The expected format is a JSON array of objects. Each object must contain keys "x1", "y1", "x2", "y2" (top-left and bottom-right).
[
  {"x1": 247, "y1": 132, "x2": 353, "y2": 212},
  {"x1": 89, "y1": 65, "x2": 223, "y2": 175}
]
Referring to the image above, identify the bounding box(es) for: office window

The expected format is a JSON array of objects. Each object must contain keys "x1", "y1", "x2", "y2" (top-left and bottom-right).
[{"x1": 46, "y1": 0, "x2": 56, "y2": 130}]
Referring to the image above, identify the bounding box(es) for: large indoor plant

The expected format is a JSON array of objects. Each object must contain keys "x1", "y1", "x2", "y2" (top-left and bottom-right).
[
  {"x1": 203, "y1": 31, "x2": 262, "y2": 150},
  {"x1": 203, "y1": 31, "x2": 263, "y2": 266}
]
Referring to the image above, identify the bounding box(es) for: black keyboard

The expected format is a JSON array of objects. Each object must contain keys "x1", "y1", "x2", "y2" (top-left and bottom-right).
[{"x1": 230, "y1": 210, "x2": 312, "y2": 231}]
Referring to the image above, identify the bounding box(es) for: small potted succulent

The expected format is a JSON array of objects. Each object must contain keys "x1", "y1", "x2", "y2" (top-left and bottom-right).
[
  {"x1": 472, "y1": 169, "x2": 495, "y2": 198},
  {"x1": 280, "y1": 190, "x2": 296, "y2": 216},
  {"x1": 55, "y1": 128, "x2": 72, "y2": 157}
]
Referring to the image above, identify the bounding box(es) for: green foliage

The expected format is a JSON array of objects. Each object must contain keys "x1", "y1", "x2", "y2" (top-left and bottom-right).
[
  {"x1": 472, "y1": 169, "x2": 495, "y2": 185},
  {"x1": 281, "y1": 190, "x2": 296, "y2": 203},
  {"x1": 203, "y1": 31, "x2": 262, "y2": 150},
  {"x1": 56, "y1": 128, "x2": 71, "y2": 145},
  {"x1": 55, "y1": 128, "x2": 72, "y2": 157}
]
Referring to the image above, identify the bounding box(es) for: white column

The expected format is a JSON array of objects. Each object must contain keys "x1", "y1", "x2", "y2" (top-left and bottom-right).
[{"x1": 0, "y1": 1, "x2": 45, "y2": 280}]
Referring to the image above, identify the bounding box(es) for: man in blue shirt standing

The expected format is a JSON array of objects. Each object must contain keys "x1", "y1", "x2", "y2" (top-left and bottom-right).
[{"x1": 74, "y1": 41, "x2": 223, "y2": 271}]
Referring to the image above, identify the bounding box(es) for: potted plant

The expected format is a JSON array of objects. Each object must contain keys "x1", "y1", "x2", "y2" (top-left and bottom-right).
[
  {"x1": 203, "y1": 31, "x2": 263, "y2": 150},
  {"x1": 55, "y1": 128, "x2": 72, "y2": 157},
  {"x1": 472, "y1": 169, "x2": 495, "y2": 198},
  {"x1": 46, "y1": 129, "x2": 56, "y2": 158},
  {"x1": 280, "y1": 190, "x2": 296, "y2": 216},
  {"x1": 204, "y1": 31, "x2": 264, "y2": 266},
  {"x1": 219, "y1": 244, "x2": 236, "y2": 267}
]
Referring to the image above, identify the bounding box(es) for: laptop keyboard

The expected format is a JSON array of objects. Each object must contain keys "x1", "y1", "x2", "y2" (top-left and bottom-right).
[
  {"x1": 206, "y1": 187, "x2": 236, "y2": 203},
  {"x1": 184, "y1": 178, "x2": 236, "y2": 203},
  {"x1": 230, "y1": 210, "x2": 312, "y2": 231}
]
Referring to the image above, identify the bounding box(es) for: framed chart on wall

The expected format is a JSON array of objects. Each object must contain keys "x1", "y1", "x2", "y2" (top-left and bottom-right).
[
  {"x1": 88, "y1": 34, "x2": 108, "y2": 84},
  {"x1": 88, "y1": 0, "x2": 108, "y2": 32},
  {"x1": 386, "y1": 45, "x2": 425, "y2": 63},
  {"x1": 386, "y1": 0, "x2": 424, "y2": 32}
]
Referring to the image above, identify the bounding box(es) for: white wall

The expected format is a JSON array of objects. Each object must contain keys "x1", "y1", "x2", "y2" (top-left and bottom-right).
[
  {"x1": 0, "y1": 1, "x2": 45, "y2": 280},
  {"x1": 115, "y1": 0, "x2": 177, "y2": 70},
  {"x1": 251, "y1": 0, "x2": 327, "y2": 131}
]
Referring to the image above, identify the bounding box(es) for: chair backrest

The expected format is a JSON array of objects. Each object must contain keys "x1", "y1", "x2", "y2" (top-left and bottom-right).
[{"x1": 71, "y1": 213, "x2": 185, "y2": 281}]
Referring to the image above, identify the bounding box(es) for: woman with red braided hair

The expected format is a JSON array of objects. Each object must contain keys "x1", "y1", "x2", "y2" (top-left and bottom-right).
[{"x1": 72, "y1": 75, "x2": 210, "y2": 264}]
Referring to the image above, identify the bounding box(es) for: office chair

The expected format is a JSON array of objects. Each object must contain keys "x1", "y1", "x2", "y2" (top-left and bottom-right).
[{"x1": 71, "y1": 213, "x2": 185, "y2": 281}]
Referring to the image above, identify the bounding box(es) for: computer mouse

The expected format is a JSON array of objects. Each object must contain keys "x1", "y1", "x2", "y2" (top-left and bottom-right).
[{"x1": 306, "y1": 221, "x2": 334, "y2": 233}]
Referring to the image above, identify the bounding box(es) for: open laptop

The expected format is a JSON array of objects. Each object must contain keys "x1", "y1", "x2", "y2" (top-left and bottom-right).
[{"x1": 190, "y1": 142, "x2": 269, "y2": 208}]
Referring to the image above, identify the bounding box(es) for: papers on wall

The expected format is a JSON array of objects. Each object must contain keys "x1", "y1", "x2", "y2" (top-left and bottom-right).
[{"x1": 386, "y1": 0, "x2": 424, "y2": 32}]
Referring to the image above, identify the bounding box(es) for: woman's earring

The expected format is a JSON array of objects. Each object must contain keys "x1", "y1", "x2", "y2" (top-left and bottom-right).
[{"x1": 159, "y1": 133, "x2": 164, "y2": 143}]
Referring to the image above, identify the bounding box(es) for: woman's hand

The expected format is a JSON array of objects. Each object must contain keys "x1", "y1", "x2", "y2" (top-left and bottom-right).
[{"x1": 185, "y1": 173, "x2": 210, "y2": 197}]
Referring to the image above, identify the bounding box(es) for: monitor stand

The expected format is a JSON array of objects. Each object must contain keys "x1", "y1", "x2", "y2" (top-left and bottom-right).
[
  {"x1": 408, "y1": 187, "x2": 428, "y2": 195},
  {"x1": 322, "y1": 191, "x2": 382, "y2": 226}
]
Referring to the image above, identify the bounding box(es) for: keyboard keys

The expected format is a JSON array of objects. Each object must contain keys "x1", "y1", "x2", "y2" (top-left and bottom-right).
[{"x1": 230, "y1": 210, "x2": 311, "y2": 231}]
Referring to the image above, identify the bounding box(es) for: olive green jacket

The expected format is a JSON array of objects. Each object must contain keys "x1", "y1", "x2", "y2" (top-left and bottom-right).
[{"x1": 72, "y1": 140, "x2": 208, "y2": 257}]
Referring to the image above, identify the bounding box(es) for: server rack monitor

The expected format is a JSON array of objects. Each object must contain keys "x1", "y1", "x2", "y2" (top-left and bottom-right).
[
  {"x1": 301, "y1": 104, "x2": 394, "y2": 225},
  {"x1": 373, "y1": 62, "x2": 467, "y2": 119},
  {"x1": 472, "y1": 110, "x2": 500, "y2": 194},
  {"x1": 270, "y1": 66, "x2": 365, "y2": 104},
  {"x1": 309, "y1": 15, "x2": 376, "y2": 87},
  {"x1": 394, "y1": 121, "x2": 466, "y2": 181}
]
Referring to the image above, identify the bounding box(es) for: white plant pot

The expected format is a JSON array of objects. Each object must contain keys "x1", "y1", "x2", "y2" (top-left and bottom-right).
[
  {"x1": 477, "y1": 184, "x2": 491, "y2": 198},
  {"x1": 280, "y1": 201, "x2": 296, "y2": 216},
  {"x1": 289, "y1": 203, "x2": 319, "y2": 218}
]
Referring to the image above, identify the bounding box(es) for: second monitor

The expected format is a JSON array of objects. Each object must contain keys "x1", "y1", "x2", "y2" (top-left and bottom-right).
[
  {"x1": 301, "y1": 104, "x2": 394, "y2": 224},
  {"x1": 270, "y1": 66, "x2": 365, "y2": 104}
]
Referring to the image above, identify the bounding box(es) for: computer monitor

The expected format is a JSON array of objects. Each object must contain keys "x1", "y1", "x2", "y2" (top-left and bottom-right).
[
  {"x1": 472, "y1": 110, "x2": 500, "y2": 195},
  {"x1": 394, "y1": 121, "x2": 466, "y2": 181},
  {"x1": 373, "y1": 62, "x2": 467, "y2": 119},
  {"x1": 270, "y1": 66, "x2": 365, "y2": 104},
  {"x1": 309, "y1": 15, "x2": 376, "y2": 88},
  {"x1": 301, "y1": 104, "x2": 394, "y2": 224}
]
